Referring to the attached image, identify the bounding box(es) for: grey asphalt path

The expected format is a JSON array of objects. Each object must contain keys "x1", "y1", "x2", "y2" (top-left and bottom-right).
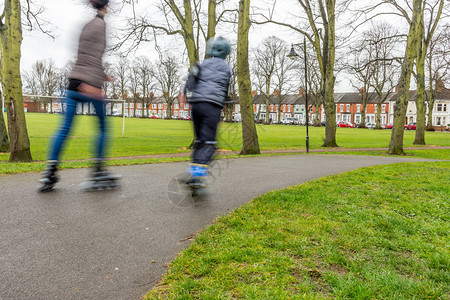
[{"x1": 0, "y1": 155, "x2": 432, "y2": 300}]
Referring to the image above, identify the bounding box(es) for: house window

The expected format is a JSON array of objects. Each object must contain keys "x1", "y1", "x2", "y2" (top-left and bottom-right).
[
  {"x1": 382, "y1": 104, "x2": 386, "y2": 113},
  {"x1": 340, "y1": 104, "x2": 344, "y2": 112},
  {"x1": 261, "y1": 104, "x2": 266, "y2": 112},
  {"x1": 437, "y1": 104, "x2": 443, "y2": 111},
  {"x1": 152, "y1": 103, "x2": 157, "y2": 109},
  {"x1": 357, "y1": 104, "x2": 361, "y2": 113},
  {"x1": 443, "y1": 104, "x2": 447, "y2": 112},
  {"x1": 436, "y1": 117, "x2": 441, "y2": 125},
  {"x1": 355, "y1": 115, "x2": 361, "y2": 124},
  {"x1": 174, "y1": 104, "x2": 179, "y2": 109},
  {"x1": 287, "y1": 105, "x2": 290, "y2": 112},
  {"x1": 283, "y1": 104, "x2": 286, "y2": 112},
  {"x1": 346, "y1": 104, "x2": 350, "y2": 112},
  {"x1": 137, "y1": 103, "x2": 142, "y2": 109}
]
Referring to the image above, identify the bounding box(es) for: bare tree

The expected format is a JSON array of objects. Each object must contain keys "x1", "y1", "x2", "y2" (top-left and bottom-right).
[
  {"x1": 136, "y1": 56, "x2": 154, "y2": 118},
  {"x1": 116, "y1": 1, "x2": 232, "y2": 68},
  {"x1": 0, "y1": 0, "x2": 47, "y2": 161},
  {"x1": 386, "y1": 0, "x2": 425, "y2": 155},
  {"x1": 31, "y1": 59, "x2": 59, "y2": 113},
  {"x1": 225, "y1": 48, "x2": 238, "y2": 122},
  {"x1": 152, "y1": 55, "x2": 182, "y2": 119},
  {"x1": 426, "y1": 25, "x2": 450, "y2": 130},
  {"x1": 251, "y1": 57, "x2": 265, "y2": 121},
  {"x1": 413, "y1": 0, "x2": 445, "y2": 144},
  {"x1": 253, "y1": 36, "x2": 285, "y2": 124},
  {"x1": 238, "y1": 0, "x2": 259, "y2": 154},
  {"x1": 255, "y1": 0, "x2": 345, "y2": 147},
  {"x1": 365, "y1": 22, "x2": 401, "y2": 129},
  {"x1": 346, "y1": 31, "x2": 376, "y2": 128},
  {"x1": 0, "y1": 88, "x2": 9, "y2": 152},
  {"x1": 22, "y1": 69, "x2": 41, "y2": 112},
  {"x1": 274, "y1": 43, "x2": 297, "y2": 124},
  {"x1": 128, "y1": 61, "x2": 140, "y2": 118},
  {"x1": 112, "y1": 57, "x2": 130, "y2": 116}
]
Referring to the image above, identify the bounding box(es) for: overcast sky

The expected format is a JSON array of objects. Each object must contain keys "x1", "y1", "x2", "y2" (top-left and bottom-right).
[
  {"x1": 18, "y1": 0, "x2": 443, "y2": 92},
  {"x1": 21, "y1": 1, "x2": 298, "y2": 64}
]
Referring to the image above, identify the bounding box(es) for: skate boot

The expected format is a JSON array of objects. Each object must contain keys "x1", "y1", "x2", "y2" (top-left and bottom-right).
[
  {"x1": 39, "y1": 161, "x2": 59, "y2": 192},
  {"x1": 80, "y1": 159, "x2": 121, "y2": 191},
  {"x1": 186, "y1": 164, "x2": 209, "y2": 197}
]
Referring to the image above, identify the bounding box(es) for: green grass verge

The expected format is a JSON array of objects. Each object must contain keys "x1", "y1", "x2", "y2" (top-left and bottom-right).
[
  {"x1": 146, "y1": 161, "x2": 450, "y2": 299},
  {"x1": 318, "y1": 149, "x2": 450, "y2": 160}
]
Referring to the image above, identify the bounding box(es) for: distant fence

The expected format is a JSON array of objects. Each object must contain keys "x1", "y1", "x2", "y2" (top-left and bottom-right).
[{"x1": 22, "y1": 94, "x2": 126, "y2": 137}]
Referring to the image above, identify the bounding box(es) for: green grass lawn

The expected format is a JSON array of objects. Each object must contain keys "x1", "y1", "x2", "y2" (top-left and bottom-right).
[
  {"x1": 145, "y1": 161, "x2": 450, "y2": 299},
  {"x1": 0, "y1": 113, "x2": 449, "y2": 174}
]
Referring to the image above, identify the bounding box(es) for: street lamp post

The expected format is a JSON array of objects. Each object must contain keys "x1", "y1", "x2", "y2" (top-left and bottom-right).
[{"x1": 288, "y1": 37, "x2": 309, "y2": 153}]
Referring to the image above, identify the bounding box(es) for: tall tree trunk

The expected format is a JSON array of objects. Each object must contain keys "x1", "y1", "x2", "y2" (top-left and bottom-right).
[
  {"x1": 238, "y1": 0, "x2": 259, "y2": 155},
  {"x1": 414, "y1": 11, "x2": 426, "y2": 145},
  {"x1": 207, "y1": 0, "x2": 216, "y2": 40},
  {"x1": 389, "y1": 0, "x2": 423, "y2": 155},
  {"x1": 361, "y1": 93, "x2": 368, "y2": 127},
  {"x1": 426, "y1": 58, "x2": 435, "y2": 130},
  {"x1": 265, "y1": 84, "x2": 270, "y2": 124},
  {"x1": 414, "y1": 56, "x2": 426, "y2": 144},
  {"x1": 183, "y1": 0, "x2": 199, "y2": 68},
  {"x1": 321, "y1": 0, "x2": 337, "y2": 147},
  {"x1": 0, "y1": 0, "x2": 32, "y2": 162},
  {"x1": 376, "y1": 92, "x2": 382, "y2": 129},
  {"x1": 0, "y1": 99, "x2": 9, "y2": 152}
]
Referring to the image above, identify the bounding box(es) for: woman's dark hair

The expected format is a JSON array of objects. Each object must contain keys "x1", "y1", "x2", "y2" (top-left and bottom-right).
[{"x1": 90, "y1": 0, "x2": 108, "y2": 9}]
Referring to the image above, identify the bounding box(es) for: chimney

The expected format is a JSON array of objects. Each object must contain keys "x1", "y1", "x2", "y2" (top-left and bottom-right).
[
  {"x1": 395, "y1": 86, "x2": 399, "y2": 93},
  {"x1": 252, "y1": 90, "x2": 258, "y2": 97},
  {"x1": 299, "y1": 88, "x2": 305, "y2": 96},
  {"x1": 273, "y1": 89, "x2": 280, "y2": 96},
  {"x1": 436, "y1": 80, "x2": 445, "y2": 92},
  {"x1": 358, "y1": 87, "x2": 365, "y2": 95}
]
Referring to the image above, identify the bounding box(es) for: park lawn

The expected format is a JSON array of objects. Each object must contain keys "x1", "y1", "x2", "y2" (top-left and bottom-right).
[
  {"x1": 145, "y1": 161, "x2": 450, "y2": 299},
  {"x1": 0, "y1": 113, "x2": 449, "y2": 174}
]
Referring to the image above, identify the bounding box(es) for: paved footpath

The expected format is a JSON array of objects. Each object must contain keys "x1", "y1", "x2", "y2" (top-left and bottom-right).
[{"x1": 0, "y1": 155, "x2": 433, "y2": 300}]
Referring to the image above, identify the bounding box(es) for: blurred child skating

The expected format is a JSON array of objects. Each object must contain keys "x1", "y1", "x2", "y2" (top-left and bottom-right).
[
  {"x1": 182, "y1": 37, "x2": 231, "y2": 196},
  {"x1": 39, "y1": 0, "x2": 119, "y2": 192}
]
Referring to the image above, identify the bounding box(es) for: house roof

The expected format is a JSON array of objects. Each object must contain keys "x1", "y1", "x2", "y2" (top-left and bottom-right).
[
  {"x1": 335, "y1": 92, "x2": 386, "y2": 104},
  {"x1": 436, "y1": 88, "x2": 450, "y2": 100}
]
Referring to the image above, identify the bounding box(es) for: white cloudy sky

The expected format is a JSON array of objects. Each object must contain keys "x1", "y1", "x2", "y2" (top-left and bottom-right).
[{"x1": 17, "y1": 0, "x2": 430, "y2": 92}]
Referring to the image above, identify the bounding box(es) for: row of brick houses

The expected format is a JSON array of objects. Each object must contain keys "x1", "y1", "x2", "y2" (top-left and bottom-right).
[{"x1": 23, "y1": 86, "x2": 450, "y2": 128}]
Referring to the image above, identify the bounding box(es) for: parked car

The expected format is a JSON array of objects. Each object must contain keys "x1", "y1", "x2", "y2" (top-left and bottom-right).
[
  {"x1": 151, "y1": 115, "x2": 160, "y2": 119},
  {"x1": 281, "y1": 117, "x2": 296, "y2": 125},
  {"x1": 365, "y1": 122, "x2": 376, "y2": 129},
  {"x1": 404, "y1": 122, "x2": 417, "y2": 130},
  {"x1": 383, "y1": 123, "x2": 394, "y2": 129},
  {"x1": 337, "y1": 121, "x2": 354, "y2": 128}
]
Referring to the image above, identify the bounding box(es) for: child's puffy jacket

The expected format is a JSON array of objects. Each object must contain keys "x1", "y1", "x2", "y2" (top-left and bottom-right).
[{"x1": 185, "y1": 57, "x2": 231, "y2": 107}]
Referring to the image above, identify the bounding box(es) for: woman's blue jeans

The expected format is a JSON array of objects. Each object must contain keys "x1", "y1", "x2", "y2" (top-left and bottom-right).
[{"x1": 49, "y1": 90, "x2": 108, "y2": 161}]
